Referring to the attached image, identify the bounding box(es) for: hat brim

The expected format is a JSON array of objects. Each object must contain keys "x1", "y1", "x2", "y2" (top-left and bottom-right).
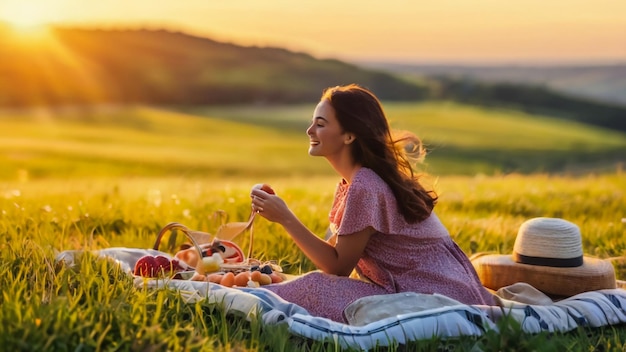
[{"x1": 471, "y1": 254, "x2": 616, "y2": 297}]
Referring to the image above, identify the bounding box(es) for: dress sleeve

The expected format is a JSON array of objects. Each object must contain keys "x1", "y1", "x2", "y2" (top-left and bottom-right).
[{"x1": 336, "y1": 170, "x2": 400, "y2": 236}]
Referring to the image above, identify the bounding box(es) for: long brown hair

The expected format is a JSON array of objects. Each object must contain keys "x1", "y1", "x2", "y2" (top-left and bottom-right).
[{"x1": 321, "y1": 84, "x2": 437, "y2": 223}]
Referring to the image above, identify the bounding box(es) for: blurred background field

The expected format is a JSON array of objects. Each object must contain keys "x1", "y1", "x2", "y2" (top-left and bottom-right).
[{"x1": 2, "y1": 102, "x2": 625, "y2": 181}]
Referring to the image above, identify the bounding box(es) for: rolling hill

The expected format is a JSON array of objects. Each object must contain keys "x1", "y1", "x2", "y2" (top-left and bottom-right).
[
  {"x1": 0, "y1": 24, "x2": 427, "y2": 107},
  {"x1": 1, "y1": 103, "x2": 624, "y2": 180},
  {"x1": 359, "y1": 62, "x2": 626, "y2": 107},
  {"x1": 0, "y1": 23, "x2": 625, "y2": 133},
  {"x1": 360, "y1": 62, "x2": 626, "y2": 132}
]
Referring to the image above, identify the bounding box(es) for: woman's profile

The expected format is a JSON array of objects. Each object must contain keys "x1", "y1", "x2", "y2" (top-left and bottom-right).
[{"x1": 249, "y1": 84, "x2": 495, "y2": 323}]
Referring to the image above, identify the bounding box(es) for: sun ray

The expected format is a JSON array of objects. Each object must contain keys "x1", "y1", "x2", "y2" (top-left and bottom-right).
[
  {"x1": 1, "y1": 26, "x2": 107, "y2": 106},
  {"x1": 42, "y1": 30, "x2": 108, "y2": 104}
]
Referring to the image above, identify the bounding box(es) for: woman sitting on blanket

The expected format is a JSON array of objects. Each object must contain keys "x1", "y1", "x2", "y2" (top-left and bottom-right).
[{"x1": 250, "y1": 84, "x2": 496, "y2": 323}]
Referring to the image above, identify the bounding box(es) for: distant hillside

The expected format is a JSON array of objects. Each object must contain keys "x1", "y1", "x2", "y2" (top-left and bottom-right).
[
  {"x1": 1, "y1": 24, "x2": 625, "y2": 133},
  {"x1": 0, "y1": 25, "x2": 428, "y2": 106},
  {"x1": 428, "y1": 77, "x2": 626, "y2": 132},
  {"x1": 1, "y1": 103, "x2": 624, "y2": 179},
  {"x1": 360, "y1": 62, "x2": 626, "y2": 107},
  {"x1": 359, "y1": 62, "x2": 626, "y2": 132}
]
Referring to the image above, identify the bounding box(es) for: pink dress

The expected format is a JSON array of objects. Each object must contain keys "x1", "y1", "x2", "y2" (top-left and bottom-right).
[{"x1": 264, "y1": 167, "x2": 495, "y2": 322}]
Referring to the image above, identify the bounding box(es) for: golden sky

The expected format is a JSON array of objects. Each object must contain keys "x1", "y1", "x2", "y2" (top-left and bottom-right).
[{"x1": 1, "y1": 0, "x2": 625, "y2": 64}]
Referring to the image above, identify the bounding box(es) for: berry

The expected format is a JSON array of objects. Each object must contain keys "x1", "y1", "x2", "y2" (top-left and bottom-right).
[{"x1": 260, "y1": 265, "x2": 273, "y2": 275}]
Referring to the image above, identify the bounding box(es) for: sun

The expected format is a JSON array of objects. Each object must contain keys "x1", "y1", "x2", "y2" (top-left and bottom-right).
[
  {"x1": 0, "y1": 1, "x2": 56, "y2": 41},
  {"x1": 0, "y1": 1, "x2": 53, "y2": 29}
]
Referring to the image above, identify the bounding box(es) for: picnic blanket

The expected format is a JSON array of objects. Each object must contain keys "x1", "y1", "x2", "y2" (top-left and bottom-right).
[{"x1": 56, "y1": 247, "x2": 626, "y2": 351}]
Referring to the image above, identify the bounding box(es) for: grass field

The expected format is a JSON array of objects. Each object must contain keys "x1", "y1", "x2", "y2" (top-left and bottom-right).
[
  {"x1": 1, "y1": 101, "x2": 625, "y2": 180},
  {"x1": 1, "y1": 102, "x2": 625, "y2": 350}
]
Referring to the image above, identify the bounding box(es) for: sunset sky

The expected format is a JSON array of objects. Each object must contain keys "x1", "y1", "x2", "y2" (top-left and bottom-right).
[{"x1": 1, "y1": 0, "x2": 625, "y2": 65}]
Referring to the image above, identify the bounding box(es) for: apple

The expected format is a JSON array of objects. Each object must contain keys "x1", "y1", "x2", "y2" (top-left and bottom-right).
[
  {"x1": 134, "y1": 255, "x2": 188, "y2": 278},
  {"x1": 134, "y1": 255, "x2": 158, "y2": 277},
  {"x1": 154, "y1": 255, "x2": 173, "y2": 274},
  {"x1": 252, "y1": 183, "x2": 275, "y2": 195},
  {"x1": 170, "y1": 259, "x2": 188, "y2": 272}
]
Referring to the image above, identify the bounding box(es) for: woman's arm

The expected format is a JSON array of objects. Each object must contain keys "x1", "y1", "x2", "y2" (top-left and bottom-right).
[
  {"x1": 282, "y1": 215, "x2": 374, "y2": 276},
  {"x1": 251, "y1": 188, "x2": 374, "y2": 276}
]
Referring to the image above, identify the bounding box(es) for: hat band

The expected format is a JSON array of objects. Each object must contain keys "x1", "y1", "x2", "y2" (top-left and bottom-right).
[{"x1": 513, "y1": 252, "x2": 583, "y2": 267}]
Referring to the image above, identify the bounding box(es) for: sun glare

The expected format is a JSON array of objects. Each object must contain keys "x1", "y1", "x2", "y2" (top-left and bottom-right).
[
  {"x1": 0, "y1": 1, "x2": 55, "y2": 42},
  {"x1": 0, "y1": 1, "x2": 52, "y2": 27}
]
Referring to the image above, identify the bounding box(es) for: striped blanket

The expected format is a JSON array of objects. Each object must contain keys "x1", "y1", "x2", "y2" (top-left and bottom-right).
[
  {"x1": 58, "y1": 248, "x2": 626, "y2": 351},
  {"x1": 141, "y1": 279, "x2": 626, "y2": 350}
]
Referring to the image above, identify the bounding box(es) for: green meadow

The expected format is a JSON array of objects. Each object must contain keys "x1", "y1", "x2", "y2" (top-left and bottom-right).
[
  {"x1": 2, "y1": 102, "x2": 625, "y2": 180},
  {"x1": 1, "y1": 102, "x2": 625, "y2": 351}
]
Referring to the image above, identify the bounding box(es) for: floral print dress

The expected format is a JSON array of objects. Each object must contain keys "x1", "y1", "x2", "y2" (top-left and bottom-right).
[{"x1": 264, "y1": 167, "x2": 494, "y2": 322}]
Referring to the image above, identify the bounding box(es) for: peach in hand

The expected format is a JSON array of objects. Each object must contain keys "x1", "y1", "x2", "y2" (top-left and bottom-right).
[{"x1": 252, "y1": 183, "x2": 275, "y2": 195}]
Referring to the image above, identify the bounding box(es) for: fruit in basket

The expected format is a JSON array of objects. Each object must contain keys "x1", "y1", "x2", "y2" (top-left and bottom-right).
[
  {"x1": 252, "y1": 183, "x2": 275, "y2": 195},
  {"x1": 207, "y1": 273, "x2": 224, "y2": 284},
  {"x1": 177, "y1": 240, "x2": 245, "y2": 268},
  {"x1": 250, "y1": 270, "x2": 262, "y2": 283},
  {"x1": 222, "y1": 240, "x2": 245, "y2": 263},
  {"x1": 220, "y1": 272, "x2": 235, "y2": 287},
  {"x1": 259, "y1": 273, "x2": 272, "y2": 285},
  {"x1": 134, "y1": 255, "x2": 158, "y2": 277},
  {"x1": 195, "y1": 267, "x2": 281, "y2": 286},
  {"x1": 205, "y1": 240, "x2": 245, "y2": 263},
  {"x1": 134, "y1": 254, "x2": 188, "y2": 278},
  {"x1": 259, "y1": 265, "x2": 273, "y2": 274},
  {"x1": 234, "y1": 271, "x2": 251, "y2": 287},
  {"x1": 269, "y1": 272, "x2": 284, "y2": 283},
  {"x1": 201, "y1": 252, "x2": 224, "y2": 273},
  {"x1": 170, "y1": 259, "x2": 188, "y2": 272},
  {"x1": 154, "y1": 255, "x2": 173, "y2": 273}
]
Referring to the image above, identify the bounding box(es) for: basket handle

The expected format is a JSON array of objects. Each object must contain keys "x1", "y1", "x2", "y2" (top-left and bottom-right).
[{"x1": 153, "y1": 222, "x2": 207, "y2": 259}]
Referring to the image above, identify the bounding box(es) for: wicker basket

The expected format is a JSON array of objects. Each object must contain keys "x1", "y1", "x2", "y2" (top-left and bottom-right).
[{"x1": 152, "y1": 221, "x2": 281, "y2": 275}]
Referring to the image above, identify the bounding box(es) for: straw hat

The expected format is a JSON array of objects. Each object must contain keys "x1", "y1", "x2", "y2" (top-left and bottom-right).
[{"x1": 471, "y1": 217, "x2": 616, "y2": 297}]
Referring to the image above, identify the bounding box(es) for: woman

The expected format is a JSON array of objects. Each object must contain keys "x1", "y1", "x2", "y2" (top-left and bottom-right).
[{"x1": 250, "y1": 84, "x2": 495, "y2": 323}]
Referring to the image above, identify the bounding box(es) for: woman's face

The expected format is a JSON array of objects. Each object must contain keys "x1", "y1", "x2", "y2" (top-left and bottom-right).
[{"x1": 306, "y1": 99, "x2": 350, "y2": 158}]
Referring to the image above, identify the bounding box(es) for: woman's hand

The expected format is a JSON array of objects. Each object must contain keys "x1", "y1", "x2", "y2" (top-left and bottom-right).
[
  {"x1": 250, "y1": 185, "x2": 293, "y2": 225},
  {"x1": 250, "y1": 183, "x2": 374, "y2": 276}
]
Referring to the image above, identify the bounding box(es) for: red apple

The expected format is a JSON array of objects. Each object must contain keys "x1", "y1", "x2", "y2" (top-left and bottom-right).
[
  {"x1": 252, "y1": 183, "x2": 275, "y2": 195},
  {"x1": 134, "y1": 255, "x2": 158, "y2": 277},
  {"x1": 154, "y1": 255, "x2": 173, "y2": 274},
  {"x1": 170, "y1": 259, "x2": 188, "y2": 272}
]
